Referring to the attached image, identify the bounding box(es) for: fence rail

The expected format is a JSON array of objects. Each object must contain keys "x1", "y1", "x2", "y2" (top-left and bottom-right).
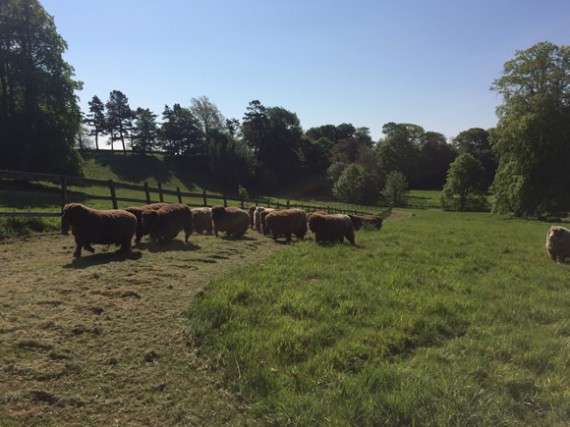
[{"x1": 0, "y1": 170, "x2": 391, "y2": 231}]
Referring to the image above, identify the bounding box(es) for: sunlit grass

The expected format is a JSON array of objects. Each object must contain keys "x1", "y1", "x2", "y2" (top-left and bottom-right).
[{"x1": 187, "y1": 210, "x2": 570, "y2": 425}]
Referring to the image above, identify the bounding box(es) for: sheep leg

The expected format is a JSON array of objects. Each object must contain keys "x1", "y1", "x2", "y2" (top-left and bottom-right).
[
  {"x1": 118, "y1": 240, "x2": 131, "y2": 253},
  {"x1": 286, "y1": 233, "x2": 292, "y2": 244},
  {"x1": 73, "y1": 237, "x2": 83, "y2": 257},
  {"x1": 84, "y1": 244, "x2": 95, "y2": 253}
]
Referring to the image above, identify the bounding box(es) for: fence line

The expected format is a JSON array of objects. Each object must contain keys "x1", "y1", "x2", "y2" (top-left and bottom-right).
[{"x1": 0, "y1": 170, "x2": 391, "y2": 231}]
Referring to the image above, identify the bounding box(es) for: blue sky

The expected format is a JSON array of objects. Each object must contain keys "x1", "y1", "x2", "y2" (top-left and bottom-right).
[{"x1": 42, "y1": 0, "x2": 570, "y2": 141}]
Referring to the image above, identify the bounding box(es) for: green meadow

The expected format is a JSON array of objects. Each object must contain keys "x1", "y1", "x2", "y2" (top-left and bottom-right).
[{"x1": 187, "y1": 209, "x2": 570, "y2": 426}]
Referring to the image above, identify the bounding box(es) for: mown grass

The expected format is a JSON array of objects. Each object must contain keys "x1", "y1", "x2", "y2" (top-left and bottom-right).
[{"x1": 186, "y1": 210, "x2": 570, "y2": 426}]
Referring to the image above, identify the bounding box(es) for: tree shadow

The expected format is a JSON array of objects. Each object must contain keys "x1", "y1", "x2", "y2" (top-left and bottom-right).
[
  {"x1": 87, "y1": 152, "x2": 173, "y2": 184},
  {"x1": 0, "y1": 181, "x2": 87, "y2": 209},
  {"x1": 63, "y1": 250, "x2": 143, "y2": 269}
]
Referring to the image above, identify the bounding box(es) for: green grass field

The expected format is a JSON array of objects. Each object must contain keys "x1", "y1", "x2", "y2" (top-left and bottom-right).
[{"x1": 187, "y1": 209, "x2": 570, "y2": 426}]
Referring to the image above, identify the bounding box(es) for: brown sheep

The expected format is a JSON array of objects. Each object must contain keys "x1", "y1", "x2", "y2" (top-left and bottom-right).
[
  {"x1": 248, "y1": 205, "x2": 257, "y2": 228},
  {"x1": 210, "y1": 206, "x2": 249, "y2": 238},
  {"x1": 545, "y1": 225, "x2": 570, "y2": 263},
  {"x1": 191, "y1": 207, "x2": 213, "y2": 234},
  {"x1": 141, "y1": 203, "x2": 193, "y2": 243},
  {"x1": 264, "y1": 208, "x2": 307, "y2": 243},
  {"x1": 254, "y1": 207, "x2": 276, "y2": 233},
  {"x1": 308, "y1": 212, "x2": 356, "y2": 245},
  {"x1": 259, "y1": 209, "x2": 279, "y2": 235},
  {"x1": 349, "y1": 214, "x2": 383, "y2": 231},
  {"x1": 62, "y1": 203, "x2": 137, "y2": 257},
  {"x1": 125, "y1": 202, "x2": 170, "y2": 243}
]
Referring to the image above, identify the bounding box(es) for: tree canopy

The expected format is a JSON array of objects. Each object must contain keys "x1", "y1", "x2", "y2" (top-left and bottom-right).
[
  {"x1": 0, "y1": 0, "x2": 83, "y2": 174},
  {"x1": 441, "y1": 153, "x2": 488, "y2": 212},
  {"x1": 491, "y1": 41, "x2": 570, "y2": 217}
]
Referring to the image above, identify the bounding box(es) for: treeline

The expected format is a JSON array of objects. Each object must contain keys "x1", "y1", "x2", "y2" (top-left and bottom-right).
[
  {"x1": 82, "y1": 92, "x2": 497, "y2": 203},
  {"x1": 1, "y1": 1, "x2": 568, "y2": 217}
]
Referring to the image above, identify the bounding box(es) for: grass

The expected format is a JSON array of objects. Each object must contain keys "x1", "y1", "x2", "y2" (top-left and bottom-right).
[{"x1": 186, "y1": 209, "x2": 570, "y2": 426}]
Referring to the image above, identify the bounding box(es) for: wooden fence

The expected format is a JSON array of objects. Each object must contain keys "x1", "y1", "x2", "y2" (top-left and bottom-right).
[{"x1": 0, "y1": 170, "x2": 391, "y2": 231}]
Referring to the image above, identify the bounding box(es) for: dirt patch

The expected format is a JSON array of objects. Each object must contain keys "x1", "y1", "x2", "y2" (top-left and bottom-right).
[{"x1": 0, "y1": 231, "x2": 285, "y2": 426}]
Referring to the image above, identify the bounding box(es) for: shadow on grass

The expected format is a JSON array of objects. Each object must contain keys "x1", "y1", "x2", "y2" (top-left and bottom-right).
[
  {"x1": 0, "y1": 181, "x2": 87, "y2": 209},
  {"x1": 64, "y1": 250, "x2": 143, "y2": 269},
  {"x1": 87, "y1": 151, "x2": 174, "y2": 184}
]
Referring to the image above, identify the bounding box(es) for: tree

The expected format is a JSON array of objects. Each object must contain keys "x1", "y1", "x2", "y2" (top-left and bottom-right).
[
  {"x1": 490, "y1": 41, "x2": 570, "y2": 217},
  {"x1": 241, "y1": 100, "x2": 269, "y2": 156},
  {"x1": 0, "y1": 0, "x2": 83, "y2": 174},
  {"x1": 86, "y1": 95, "x2": 106, "y2": 150},
  {"x1": 131, "y1": 108, "x2": 158, "y2": 155},
  {"x1": 376, "y1": 122, "x2": 422, "y2": 186},
  {"x1": 190, "y1": 96, "x2": 225, "y2": 137},
  {"x1": 332, "y1": 164, "x2": 378, "y2": 205},
  {"x1": 105, "y1": 90, "x2": 133, "y2": 154},
  {"x1": 159, "y1": 104, "x2": 203, "y2": 156},
  {"x1": 383, "y1": 171, "x2": 408, "y2": 207},
  {"x1": 440, "y1": 153, "x2": 488, "y2": 211},
  {"x1": 452, "y1": 127, "x2": 496, "y2": 184},
  {"x1": 416, "y1": 131, "x2": 457, "y2": 189}
]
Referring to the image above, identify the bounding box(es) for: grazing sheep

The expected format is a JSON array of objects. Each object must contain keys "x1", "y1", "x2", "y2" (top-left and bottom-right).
[
  {"x1": 349, "y1": 214, "x2": 383, "y2": 231},
  {"x1": 259, "y1": 209, "x2": 278, "y2": 235},
  {"x1": 248, "y1": 205, "x2": 257, "y2": 228},
  {"x1": 191, "y1": 207, "x2": 213, "y2": 234},
  {"x1": 264, "y1": 208, "x2": 307, "y2": 243},
  {"x1": 141, "y1": 203, "x2": 193, "y2": 243},
  {"x1": 545, "y1": 225, "x2": 570, "y2": 263},
  {"x1": 254, "y1": 207, "x2": 276, "y2": 233},
  {"x1": 308, "y1": 212, "x2": 356, "y2": 245},
  {"x1": 62, "y1": 203, "x2": 137, "y2": 257},
  {"x1": 125, "y1": 202, "x2": 170, "y2": 243},
  {"x1": 210, "y1": 206, "x2": 249, "y2": 238}
]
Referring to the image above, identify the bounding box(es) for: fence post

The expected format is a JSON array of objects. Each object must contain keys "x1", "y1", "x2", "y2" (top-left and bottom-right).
[
  {"x1": 158, "y1": 182, "x2": 164, "y2": 202},
  {"x1": 176, "y1": 187, "x2": 182, "y2": 203},
  {"x1": 223, "y1": 194, "x2": 227, "y2": 207},
  {"x1": 108, "y1": 180, "x2": 118, "y2": 209},
  {"x1": 60, "y1": 175, "x2": 68, "y2": 233},
  {"x1": 144, "y1": 182, "x2": 151, "y2": 203},
  {"x1": 287, "y1": 200, "x2": 290, "y2": 209},
  {"x1": 202, "y1": 190, "x2": 207, "y2": 207},
  {"x1": 240, "y1": 197, "x2": 244, "y2": 209},
  {"x1": 277, "y1": 201, "x2": 280, "y2": 209}
]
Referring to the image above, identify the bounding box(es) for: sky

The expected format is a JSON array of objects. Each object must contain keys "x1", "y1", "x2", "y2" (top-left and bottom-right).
[{"x1": 41, "y1": 0, "x2": 570, "y2": 142}]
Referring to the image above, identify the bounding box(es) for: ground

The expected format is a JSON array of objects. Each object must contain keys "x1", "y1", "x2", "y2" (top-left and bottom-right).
[{"x1": 0, "y1": 230, "x2": 285, "y2": 426}]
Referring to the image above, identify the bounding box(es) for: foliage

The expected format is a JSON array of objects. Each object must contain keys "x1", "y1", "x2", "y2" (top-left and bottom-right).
[
  {"x1": 0, "y1": 0, "x2": 83, "y2": 175},
  {"x1": 131, "y1": 108, "x2": 159, "y2": 154},
  {"x1": 105, "y1": 90, "x2": 133, "y2": 154},
  {"x1": 238, "y1": 185, "x2": 249, "y2": 201},
  {"x1": 190, "y1": 96, "x2": 225, "y2": 136},
  {"x1": 86, "y1": 95, "x2": 106, "y2": 150},
  {"x1": 187, "y1": 210, "x2": 570, "y2": 426},
  {"x1": 383, "y1": 170, "x2": 408, "y2": 207},
  {"x1": 452, "y1": 127, "x2": 496, "y2": 184},
  {"x1": 159, "y1": 104, "x2": 204, "y2": 156},
  {"x1": 241, "y1": 100, "x2": 304, "y2": 188},
  {"x1": 490, "y1": 41, "x2": 570, "y2": 217},
  {"x1": 332, "y1": 163, "x2": 378, "y2": 205},
  {"x1": 441, "y1": 153, "x2": 488, "y2": 211},
  {"x1": 376, "y1": 122, "x2": 456, "y2": 189}
]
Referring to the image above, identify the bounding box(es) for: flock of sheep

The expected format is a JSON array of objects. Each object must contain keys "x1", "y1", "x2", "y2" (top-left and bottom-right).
[{"x1": 61, "y1": 202, "x2": 384, "y2": 258}]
